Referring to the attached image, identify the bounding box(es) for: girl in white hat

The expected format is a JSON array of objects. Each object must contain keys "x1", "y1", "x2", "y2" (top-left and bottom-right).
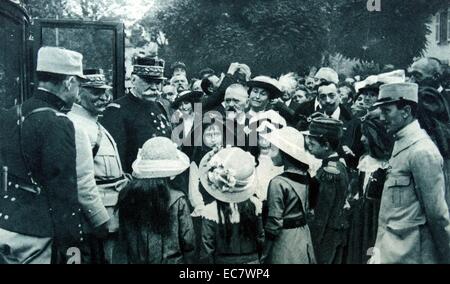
[
  {"x1": 112, "y1": 137, "x2": 194, "y2": 264},
  {"x1": 199, "y1": 147, "x2": 264, "y2": 264},
  {"x1": 260, "y1": 127, "x2": 319, "y2": 264}
]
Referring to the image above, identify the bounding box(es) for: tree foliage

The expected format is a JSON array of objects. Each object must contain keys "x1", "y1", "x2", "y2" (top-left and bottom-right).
[
  {"x1": 143, "y1": 0, "x2": 329, "y2": 77},
  {"x1": 143, "y1": 0, "x2": 449, "y2": 77},
  {"x1": 331, "y1": 0, "x2": 449, "y2": 69}
]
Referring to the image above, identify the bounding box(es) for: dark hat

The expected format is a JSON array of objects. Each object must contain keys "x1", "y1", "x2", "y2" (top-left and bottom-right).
[
  {"x1": 361, "y1": 117, "x2": 394, "y2": 160},
  {"x1": 303, "y1": 117, "x2": 344, "y2": 139},
  {"x1": 172, "y1": 90, "x2": 203, "y2": 109},
  {"x1": 132, "y1": 55, "x2": 166, "y2": 80},
  {"x1": 171, "y1": 61, "x2": 186, "y2": 71},
  {"x1": 199, "y1": 68, "x2": 215, "y2": 79},
  {"x1": 81, "y1": 69, "x2": 112, "y2": 89},
  {"x1": 357, "y1": 83, "x2": 381, "y2": 95},
  {"x1": 247, "y1": 76, "x2": 283, "y2": 99}
]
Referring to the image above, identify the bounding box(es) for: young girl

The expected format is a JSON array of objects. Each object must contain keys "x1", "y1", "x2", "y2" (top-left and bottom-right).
[
  {"x1": 260, "y1": 126, "x2": 319, "y2": 264},
  {"x1": 112, "y1": 137, "x2": 195, "y2": 264},
  {"x1": 199, "y1": 147, "x2": 264, "y2": 264}
]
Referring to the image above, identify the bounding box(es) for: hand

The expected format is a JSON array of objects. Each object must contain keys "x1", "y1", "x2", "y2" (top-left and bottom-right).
[
  {"x1": 342, "y1": 145, "x2": 355, "y2": 157},
  {"x1": 227, "y1": 62, "x2": 240, "y2": 75}
]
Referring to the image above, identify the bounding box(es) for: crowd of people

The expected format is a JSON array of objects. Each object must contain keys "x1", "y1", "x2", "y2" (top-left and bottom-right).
[{"x1": 1, "y1": 46, "x2": 450, "y2": 264}]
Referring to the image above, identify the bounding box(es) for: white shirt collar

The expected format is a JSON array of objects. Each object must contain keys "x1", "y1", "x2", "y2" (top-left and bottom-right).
[{"x1": 330, "y1": 106, "x2": 341, "y2": 120}]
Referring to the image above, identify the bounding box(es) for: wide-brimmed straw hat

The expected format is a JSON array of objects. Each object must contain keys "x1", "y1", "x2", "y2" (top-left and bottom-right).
[
  {"x1": 199, "y1": 147, "x2": 257, "y2": 203},
  {"x1": 132, "y1": 137, "x2": 190, "y2": 178},
  {"x1": 261, "y1": 126, "x2": 320, "y2": 168},
  {"x1": 247, "y1": 76, "x2": 283, "y2": 99}
]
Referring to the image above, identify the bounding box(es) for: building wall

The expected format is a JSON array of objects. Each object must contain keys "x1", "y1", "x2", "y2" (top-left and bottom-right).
[{"x1": 424, "y1": 11, "x2": 450, "y2": 65}]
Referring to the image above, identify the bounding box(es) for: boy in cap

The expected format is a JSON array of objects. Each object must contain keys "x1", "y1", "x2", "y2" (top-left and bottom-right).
[
  {"x1": 371, "y1": 83, "x2": 450, "y2": 264},
  {"x1": 0, "y1": 46, "x2": 85, "y2": 263},
  {"x1": 304, "y1": 117, "x2": 350, "y2": 264}
]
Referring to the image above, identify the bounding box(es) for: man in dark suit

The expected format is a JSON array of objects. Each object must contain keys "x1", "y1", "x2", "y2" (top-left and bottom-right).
[
  {"x1": 0, "y1": 46, "x2": 84, "y2": 264},
  {"x1": 294, "y1": 67, "x2": 340, "y2": 130}
]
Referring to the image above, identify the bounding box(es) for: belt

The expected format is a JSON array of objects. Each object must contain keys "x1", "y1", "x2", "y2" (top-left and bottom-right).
[
  {"x1": 96, "y1": 176, "x2": 128, "y2": 189},
  {"x1": 283, "y1": 216, "x2": 307, "y2": 229},
  {"x1": 5, "y1": 174, "x2": 41, "y2": 195}
]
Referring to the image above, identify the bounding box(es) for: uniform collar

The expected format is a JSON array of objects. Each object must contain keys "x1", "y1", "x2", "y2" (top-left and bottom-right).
[
  {"x1": 70, "y1": 103, "x2": 98, "y2": 122},
  {"x1": 392, "y1": 120, "x2": 429, "y2": 157},
  {"x1": 36, "y1": 88, "x2": 72, "y2": 113}
]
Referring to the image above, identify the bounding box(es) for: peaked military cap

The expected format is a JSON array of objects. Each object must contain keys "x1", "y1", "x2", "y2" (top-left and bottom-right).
[
  {"x1": 373, "y1": 83, "x2": 418, "y2": 107},
  {"x1": 303, "y1": 117, "x2": 344, "y2": 139},
  {"x1": 81, "y1": 68, "x2": 112, "y2": 89},
  {"x1": 132, "y1": 55, "x2": 166, "y2": 80}
]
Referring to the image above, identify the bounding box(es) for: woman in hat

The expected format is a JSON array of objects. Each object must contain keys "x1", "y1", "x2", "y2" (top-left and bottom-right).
[
  {"x1": 260, "y1": 127, "x2": 320, "y2": 264},
  {"x1": 247, "y1": 75, "x2": 284, "y2": 120},
  {"x1": 112, "y1": 137, "x2": 195, "y2": 264},
  {"x1": 199, "y1": 147, "x2": 264, "y2": 264},
  {"x1": 346, "y1": 116, "x2": 393, "y2": 264}
]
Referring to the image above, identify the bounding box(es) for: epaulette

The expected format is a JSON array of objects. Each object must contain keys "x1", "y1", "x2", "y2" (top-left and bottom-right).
[{"x1": 106, "y1": 103, "x2": 121, "y2": 109}]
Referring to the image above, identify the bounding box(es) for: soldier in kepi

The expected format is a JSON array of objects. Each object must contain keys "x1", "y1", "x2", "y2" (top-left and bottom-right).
[
  {"x1": 371, "y1": 83, "x2": 450, "y2": 264},
  {"x1": 101, "y1": 55, "x2": 172, "y2": 173},
  {"x1": 0, "y1": 46, "x2": 84, "y2": 264},
  {"x1": 68, "y1": 69, "x2": 128, "y2": 263}
]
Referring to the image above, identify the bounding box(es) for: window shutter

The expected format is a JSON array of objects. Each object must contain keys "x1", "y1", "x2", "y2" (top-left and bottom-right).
[{"x1": 437, "y1": 13, "x2": 441, "y2": 42}]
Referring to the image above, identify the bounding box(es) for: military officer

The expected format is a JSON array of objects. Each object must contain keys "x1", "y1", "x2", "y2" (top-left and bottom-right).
[
  {"x1": 68, "y1": 69, "x2": 128, "y2": 263},
  {"x1": 0, "y1": 46, "x2": 84, "y2": 264},
  {"x1": 371, "y1": 83, "x2": 450, "y2": 264},
  {"x1": 101, "y1": 55, "x2": 172, "y2": 173}
]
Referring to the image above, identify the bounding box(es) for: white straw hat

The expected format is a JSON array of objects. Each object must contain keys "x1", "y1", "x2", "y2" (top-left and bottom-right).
[{"x1": 132, "y1": 137, "x2": 190, "y2": 178}]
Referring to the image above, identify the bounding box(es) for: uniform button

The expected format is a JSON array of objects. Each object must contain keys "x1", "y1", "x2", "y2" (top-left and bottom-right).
[
  {"x1": 10, "y1": 197, "x2": 16, "y2": 202},
  {"x1": 78, "y1": 224, "x2": 82, "y2": 228},
  {"x1": 80, "y1": 238, "x2": 84, "y2": 242},
  {"x1": 8, "y1": 182, "x2": 11, "y2": 186},
  {"x1": 3, "y1": 195, "x2": 8, "y2": 199},
  {"x1": 151, "y1": 112, "x2": 155, "y2": 116},
  {"x1": 0, "y1": 213, "x2": 3, "y2": 217},
  {"x1": 161, "y1": 124, "x2": 166, "y2": 129},
  {"x1": 88, "y1": 209, "x2": 92, "y2": 213},
  {"x1": 4, "y1": 215, "x2": 9, "y2": 220},
  {"x1": 157, "y1": 127, "x2": 160, "y2": 130},
  {"x1": 79, "y1": 231, "x2": 83, "y2": 234},
  {"x1": 14, "y1": 184, "x2": 19, "y2": 189},
  {"x1": 72, "y1": 212, "x2": 76, "y2": 216},
  {"x1": 78, "y1": 208, "x2": 82, "y2": 212},
  {"x1": 153, "y1": 120, "x2": 157, "y2": 123},
  {"x1": 162, "y1": 130, "x2": 166, "y2": 134},
  {"x1": 49, "y1": 208, "x2": 53, "y2": 212}
]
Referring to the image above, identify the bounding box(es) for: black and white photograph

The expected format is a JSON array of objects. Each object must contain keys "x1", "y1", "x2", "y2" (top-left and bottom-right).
[{"x1": 1, "y1": 0, "x2": 450, "y2": 267}]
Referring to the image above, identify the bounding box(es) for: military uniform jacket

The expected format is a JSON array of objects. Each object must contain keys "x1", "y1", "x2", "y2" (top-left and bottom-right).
[
  {"x1": 374, "y1": 120, "x2": 450, "y2": 264},
  {"x1": 0, "y1": 89, "x2": 83, "y2": 245},
  {"x1": 100, "y1": 92, "x2": 172, "y2": 173},
  {"x1": 309, "y1": 155, "x2": 349, "y2": 264}
]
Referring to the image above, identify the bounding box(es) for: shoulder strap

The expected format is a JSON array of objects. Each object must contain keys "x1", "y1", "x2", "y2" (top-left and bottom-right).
[
  {"x1": 92, "y1": 122, "x2": 103, "y2": 158},
  {"x1": 18, "y1": 105, "x2": 59, "y2": 186}
]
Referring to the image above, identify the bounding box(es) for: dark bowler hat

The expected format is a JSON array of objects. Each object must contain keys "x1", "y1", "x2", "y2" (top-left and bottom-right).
[
  {"x1": 132, "y1": 55, "x2": 166, "y2": 80},
  {"x1": 303, "y1": 117, "x2": 344, "y2": 139},
  {"x1": 172, "y1": 90, "x2": 203, "y2": 109},
  {"x1": 81, "y1": 69, "x2": 112, "y2": 89}
]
